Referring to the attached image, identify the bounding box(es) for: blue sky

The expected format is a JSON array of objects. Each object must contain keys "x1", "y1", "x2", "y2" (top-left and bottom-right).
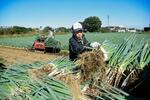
[{"x1": 0, "y1": 0, "x2": 150, "y2": 29}]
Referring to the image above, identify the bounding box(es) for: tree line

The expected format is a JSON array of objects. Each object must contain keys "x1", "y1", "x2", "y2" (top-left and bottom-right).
[
  {"x1": 0, "y1": 26, "x2": 33, "y2": 35},
  {"x1": 0, "y1": 16, "x2": 111, "y2": 35}
]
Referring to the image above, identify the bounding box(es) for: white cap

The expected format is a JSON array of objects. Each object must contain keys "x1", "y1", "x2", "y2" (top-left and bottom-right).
[{"x1": 72, "y1": 22, "x2": 83, "y2": 33}]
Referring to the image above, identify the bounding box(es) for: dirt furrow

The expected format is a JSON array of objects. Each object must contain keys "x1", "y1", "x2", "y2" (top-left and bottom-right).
[{"x1": 0, "y1": 47, "x2": 58, "y2": 65}]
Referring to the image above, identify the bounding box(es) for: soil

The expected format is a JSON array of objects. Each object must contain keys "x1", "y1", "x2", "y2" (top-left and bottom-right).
[{"x1": 0, "y1": 47, "x2": 59, "y2": 66}]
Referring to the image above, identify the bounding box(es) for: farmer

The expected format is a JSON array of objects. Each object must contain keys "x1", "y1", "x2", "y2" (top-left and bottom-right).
[
  {"x1": 69, "y1": 22, "x2": 92, "y2": 61},
  {"x1": 69, "y1": 22, "x2": 108, "y2": 61},
  {"x1": 48, "y1": 30, "x2": 54, "y2": 39}
]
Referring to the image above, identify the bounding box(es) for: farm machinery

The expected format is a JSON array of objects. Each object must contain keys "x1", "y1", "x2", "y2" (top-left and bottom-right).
[{"x1": 32, "y1": 32, "x2": 61, "y2": 53}]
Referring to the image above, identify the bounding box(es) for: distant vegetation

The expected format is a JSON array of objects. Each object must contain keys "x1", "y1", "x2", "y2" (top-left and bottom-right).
[
  {"x1": 82, "y1": 16, "x2": 102, "y2": 32},
  {"x1": 0, "y1": 16, "x2": 103, "y2": 35},
  {"x1": 0, "y1": 26, "x2": 33, "y2": 35},
  {"x1": 0, "y1": 16, "x2": 149, "y2": 35}
]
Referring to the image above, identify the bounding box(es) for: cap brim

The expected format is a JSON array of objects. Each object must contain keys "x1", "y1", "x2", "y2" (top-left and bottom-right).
[{"x1": 74, "y1": 28, "x2": 83, "y2": 33}]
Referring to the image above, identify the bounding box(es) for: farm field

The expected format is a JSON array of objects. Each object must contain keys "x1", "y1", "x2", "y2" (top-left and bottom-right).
[
  {"x1": 0, "y1": 32, "x2": 150, "y2": 50},
  {"x1": 0, "y1": 32, "x2": 150, "y2": 100},
  {"x1": 1, "y1": 0, "x2": 150, "y2": 99}
]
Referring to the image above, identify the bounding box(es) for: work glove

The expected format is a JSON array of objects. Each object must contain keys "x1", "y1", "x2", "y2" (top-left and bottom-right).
[
  {"x1": 90, "y1": 42, "x2": 100, "y2": 48},
  {"x1": 90, "y1": 42, "x2": 108, "y2": 61}
]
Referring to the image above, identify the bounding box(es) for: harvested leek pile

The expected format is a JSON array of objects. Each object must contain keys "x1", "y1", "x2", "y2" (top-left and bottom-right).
[
  {"x1": 28, "y1": 63, "x2": 55, "y2": 80},
  {"x1": 106, "y1": 34, "x2": 150, "y2": 88},
  {"x1": 27, "y1": 60, "x2": 83, "y2": 99},
  {"x1": 73, "y1": 34, "x2": 150, "y2": 99},
  {"x1": 0, "y1": 61, "x2": 72, "y2": 100},
  {"x1": 0, "y1": 57, "x2": 132, "y2": 100},
  {"x1": 73, "y1": 49, "x2": 134, "y2": 99},
  {"x1": 75, "y1": 49, "x2": 106, "y2": 84},
  {"x1": 45, "y1": 38, "x2": 61, "y2": 48},
  {"x1": 26, "y1": 49, "x2": 135, "y2": 100}
]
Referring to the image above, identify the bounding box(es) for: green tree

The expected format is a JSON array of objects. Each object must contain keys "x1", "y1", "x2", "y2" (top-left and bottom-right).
[
  {"x1": 100, "y1": 27, "x2": 110, "y2": 33},
  {"x1": 55, "y1": 27, "x2": 69, "y2": 34},
  {"x1": 83, "y1": 16, "x2": 102, "y2": 32},
  {"x1": 0, "y1": 26, "x2": 33, "y2": 35},
  {"x1": 43, "y1": 26, "x2": 53, "y2": 33},
  {"x1": 12, "y1": 26, "x2": 32, "y2": 34}
]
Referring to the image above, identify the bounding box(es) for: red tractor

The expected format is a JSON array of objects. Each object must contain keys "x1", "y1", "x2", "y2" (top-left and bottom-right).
[
  {"x1": 33, "y1": 36, "x2": 61, "y2": 53},
  {"x1": 33, "y1": 37, "x2": 46, "y2": 50}
]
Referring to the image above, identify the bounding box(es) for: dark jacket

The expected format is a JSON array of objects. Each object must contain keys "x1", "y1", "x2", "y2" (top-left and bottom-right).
[{"x1": 69, "y1": 34, "x2": 91, "y2": 61}]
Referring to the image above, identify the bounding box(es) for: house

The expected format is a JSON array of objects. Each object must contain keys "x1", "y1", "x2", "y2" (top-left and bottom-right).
[
  {"x1": 117, "y1": 27, "x2": 126, "y2": 32},
  {"x1": 127, "y1": 28, "x2": 137, "y2": 32},
  {"x1": 106, "y1": 26, "x2": 138, "y2": 33},
  {"x1": 106, "y1": 26, "x2": 120, "y2": 32},
  {"x1": 106, "y1": 26, "x2": 126, "y2": 32}
]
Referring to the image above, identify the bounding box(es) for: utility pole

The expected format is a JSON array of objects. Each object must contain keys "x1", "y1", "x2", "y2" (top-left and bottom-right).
[
  {"x1": 39, "y1": 26, "x2": 42, "y2": 33},
  {"x1": 107, "y1": 15, "x2": 110, "y2": 27}
]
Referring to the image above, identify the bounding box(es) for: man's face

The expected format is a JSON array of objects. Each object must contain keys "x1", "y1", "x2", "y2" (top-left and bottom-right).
[{"x1": 75, "y1": 30, "x2": 83, "y2": 39}]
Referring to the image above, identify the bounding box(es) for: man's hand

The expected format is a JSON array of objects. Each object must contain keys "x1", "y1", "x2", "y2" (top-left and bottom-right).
[
  {"x1": 90, "y1": 42, "x2": 108, "y2": 61},
  {"x1": 90, "y1": 42, "x2": 100, "y2": 48}
]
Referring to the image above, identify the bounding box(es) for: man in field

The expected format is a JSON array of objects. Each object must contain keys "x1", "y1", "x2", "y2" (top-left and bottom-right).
[
  {"x1": 69, "y1": 22, "x2": 108, "y2": 61},
  {"x1": 69, "y1": 22, "x2": 91, "y2": 61},
  {"x1": 48, "y1": 30, "x2": 54, "y2": 39}
]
